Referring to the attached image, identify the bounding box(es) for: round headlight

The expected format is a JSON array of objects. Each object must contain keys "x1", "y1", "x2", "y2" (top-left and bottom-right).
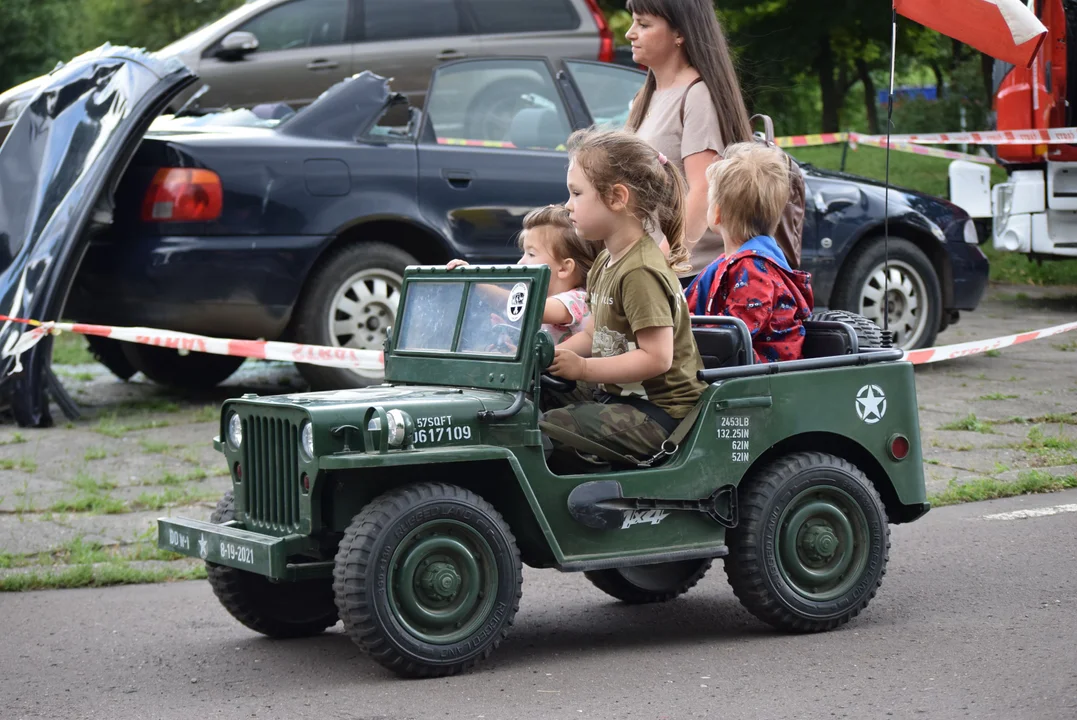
[
  {"x1": 385, "y1": 409, "x2": 408, "y2": 448},
  {"x1": 300, "y1": 421, "x2": 314, "y2": 460},
  {"x1": 227, "y1": 412, "x2": 243, "y2": 449}
]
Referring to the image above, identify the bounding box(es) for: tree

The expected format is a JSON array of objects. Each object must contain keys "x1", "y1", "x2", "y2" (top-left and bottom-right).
[{"x1": 0, "y1": 0, "x2": 69, "y2": 91}]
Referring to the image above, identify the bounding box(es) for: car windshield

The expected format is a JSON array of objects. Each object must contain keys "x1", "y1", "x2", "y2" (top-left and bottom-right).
[{"x1": 396, "y1": 280, "x2": 531, "y2": 358}]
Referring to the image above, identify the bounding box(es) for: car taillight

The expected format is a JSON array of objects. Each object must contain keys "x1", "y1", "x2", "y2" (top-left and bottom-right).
[
  {"x1": 584, "y1": 0, "x2": 615, "y2": 63},
  {"x1": 888, "y1": 434, "x2": 910, "y2": 461},
  {"x1": 142, "y1": 168, "x2": 223, "y2": 222}
]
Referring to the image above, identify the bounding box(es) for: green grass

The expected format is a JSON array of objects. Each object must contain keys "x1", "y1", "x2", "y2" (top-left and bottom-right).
[
  {"x1": 0, "y1": 563, "x2": 206, "y2": 592},
  {"x1": 983, "y1": 245, "x2": 1077, "y2": 287},
  {"x1": 155, "y1": 468, "x2": 209, "y2": 487},
  {"x1": 139, "y1": 439, "x2": 170, "y2": 454},
  {"x1": 93, "y1": 414, "x2": 170, "y2": 438},
  {"x1": 192, "y1": 405, "x2": 218, "y2": 423},
  {"x1": 49, "y1": 472, "x2": 126, "y2": 514},
  {"x1": 929, "y1": 471, "x2": 1077, "y2": 507},
  {"x1": 0, "y1": 457, "x2": 37, "y2": 473},
  {"x1": 1054, "y1": 339, "x2": 1077, "y2": 352},
  {"x1": 979, "y1": 393, "x2": 1019, "y2": 401},
  {"x1": 0, "y1": 433, "x2": 27, "y2": 446},
  {"x1": 940, "y1": 413, "x2": 994, "y2": 433},
  {"x1": 50, "y1": 332, "x2": 95, "y2": 365},
  {"x1": 84, "y1": 447, "x2": 107, "y2": 461},
  {"x1": 788, "y1": 144, "x2": 1007, "y2": 199},
  {"x1": 50, "y1": 494, "x2": 127, "y2": 515},
  {"x1": 984, "y1": 349, "x2": 1002, "y2": 358},
  {"x1": 130, "y1": 486, "x2": 217, "y2": 511}
]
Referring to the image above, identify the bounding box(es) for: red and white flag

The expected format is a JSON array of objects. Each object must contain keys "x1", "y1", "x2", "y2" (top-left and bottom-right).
[{"x1": 894, "y1": 0, "x2": 1048, "y2": 68}]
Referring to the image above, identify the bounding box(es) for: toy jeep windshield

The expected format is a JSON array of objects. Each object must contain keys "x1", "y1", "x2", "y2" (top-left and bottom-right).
[{"x1": 158, "y1": 265, "x2": 929, "y2": 677}]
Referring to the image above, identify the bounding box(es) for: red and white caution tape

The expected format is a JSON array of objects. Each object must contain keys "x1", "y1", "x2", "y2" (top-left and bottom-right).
[
  {"x1": 0, "y1": 317, "x2": 383, "y2": 375},
  {"x1": 847, "y1": 133, "x2": 997, "y2": 165},
  {"x1": 863, "y1": 127, "x2": 1077, "y2": 146},
  {"x1": 774, "y1": 132, "x2": 850, "y2": 149},
  {"x1": 904, "y1": 319, "x2": 1077, "y2": 364},
  {"x1": 1, "y1": 314, "x2": 1075, "y2": 376}
]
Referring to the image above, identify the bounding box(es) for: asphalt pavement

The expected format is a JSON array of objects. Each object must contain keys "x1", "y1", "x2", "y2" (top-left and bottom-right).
[{"x1": 2, "y1": 489, "x2": 1075, "y2": 720}]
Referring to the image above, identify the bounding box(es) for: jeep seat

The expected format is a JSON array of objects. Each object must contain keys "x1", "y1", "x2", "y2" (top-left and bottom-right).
[
  {"x1": 691, "y1": 315, "x2": 753, "y2": 369},
  {"x1": 801, "y1": 320, "x2": 859, "y2": 358}
]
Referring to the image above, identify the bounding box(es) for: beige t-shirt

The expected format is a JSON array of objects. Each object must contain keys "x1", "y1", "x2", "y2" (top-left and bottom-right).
[
  {"x1": 587, "y1": 237, "x2": 706, "y2": 419},
  {"x1": 634, "y1": 81, "x2": 725, "y2": 276}
]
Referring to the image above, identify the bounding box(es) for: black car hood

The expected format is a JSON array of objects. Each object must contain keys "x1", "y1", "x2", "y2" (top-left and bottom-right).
[{"x1": 0, "y1": 45, "x2": 195, "y2": 426}]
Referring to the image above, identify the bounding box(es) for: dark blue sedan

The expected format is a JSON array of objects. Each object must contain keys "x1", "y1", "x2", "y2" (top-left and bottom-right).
[{"x1": 58, "y1": 55, "x2": 988, "y2": 391}]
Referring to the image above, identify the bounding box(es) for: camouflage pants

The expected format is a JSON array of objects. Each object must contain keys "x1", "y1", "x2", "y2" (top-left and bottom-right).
[
  {"x1": 541, "y1": 399, "x2": 670, "y2": 474},
  {"x1": 541, "y1": 381, "x2": 595, "y2": 411}
]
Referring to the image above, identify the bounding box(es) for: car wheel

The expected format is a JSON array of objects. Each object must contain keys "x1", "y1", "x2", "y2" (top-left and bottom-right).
[
  {"x1": 832, "y1": 238, "x2": 942, "y2": 350},
  {"x1": 333, "y1": 482, "x2": 522, "y2": 678},
  {"x1": 584, "y1": 559, "x2": 712, "y2": 604},
  {"x1": 291, "y1": 242, "x2": 414, "y2": 390},
  {"x1": 121, "y1": 344, "x2": 245, "y2": 389},
  {"x1": 85, "y1": 336, "x2": 136, "y2": 381},
  {"x1": 206, "y1": 492, "x2": 340, "y2": 638},
  {"x1": 724, "y1": 452, "x2": 890, "y2": 632}
]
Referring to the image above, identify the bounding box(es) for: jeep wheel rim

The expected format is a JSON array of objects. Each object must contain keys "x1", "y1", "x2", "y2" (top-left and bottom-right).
[
  {"x1": 775, "y1": 486, "x2": 870, "y2": 602},
  {"x1": 387, "y1": 519, "x2": 499, "y2": 645},
  {"x1": 857, "y1": 259, "x2": 927, "y2": 349},
  {"x1": 327, "y1": 268, "x2": 401, "y2": 378}
]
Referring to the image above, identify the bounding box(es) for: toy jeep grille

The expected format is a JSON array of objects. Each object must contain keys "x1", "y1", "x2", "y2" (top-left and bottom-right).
[{"x1": 243, "y1": 415, "x2": 302, "y2": 532}]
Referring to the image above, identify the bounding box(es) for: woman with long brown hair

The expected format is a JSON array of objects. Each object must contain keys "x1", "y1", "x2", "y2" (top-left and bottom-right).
[{"x1": 624, "y1": 0, "x2": 753, "y2": 279}]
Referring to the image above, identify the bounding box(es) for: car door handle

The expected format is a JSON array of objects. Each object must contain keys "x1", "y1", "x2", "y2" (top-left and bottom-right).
[
  {"x1": 443, "y1": 170, "x2": 474, "y2": 189},
  {"x1": 436, "y1": 50, "x2": 468, "y2": 61},
  {"x1": 307, "y1": 59, "x2": 339, "y2": 71}
]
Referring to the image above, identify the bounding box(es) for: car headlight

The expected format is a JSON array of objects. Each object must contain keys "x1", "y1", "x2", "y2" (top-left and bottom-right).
[
  {"x1": 385, "y1": 409, "x2": 408, "y2": 447},
  {"x1": 300, "y1": 421, "x2": 314, "y2": 460},
  {"x1": 963, "y1": 219, "x2": 979, "y2": 245},
  {"x1": 226, "y1": 412, "x2": 243, "y2": 449}
]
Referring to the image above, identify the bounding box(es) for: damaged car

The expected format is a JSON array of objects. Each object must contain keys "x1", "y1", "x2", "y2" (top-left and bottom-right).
[{"x1": 0, "y1": 46, "x2": 988, "y2": 427}]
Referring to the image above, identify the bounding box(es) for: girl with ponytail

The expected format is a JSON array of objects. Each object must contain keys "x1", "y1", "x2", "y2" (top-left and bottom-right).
[{"x1": 542, "y1": 128, "x2": 706, "y2": 472}]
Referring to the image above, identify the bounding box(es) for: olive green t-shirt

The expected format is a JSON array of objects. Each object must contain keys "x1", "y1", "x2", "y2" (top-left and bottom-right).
[{"x1": 587, "y1": 237, "x2": 706, "y2": 418}]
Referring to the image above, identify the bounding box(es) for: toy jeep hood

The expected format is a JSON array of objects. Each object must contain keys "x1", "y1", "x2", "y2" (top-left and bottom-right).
[{"x1": 0, "y1": 45, "x2": 195, "y2": 426}]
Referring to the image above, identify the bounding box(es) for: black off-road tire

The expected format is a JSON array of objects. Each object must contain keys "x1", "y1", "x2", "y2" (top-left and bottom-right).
[
  {"x1": 831, "y1": 237, "x2": 942, "y2": 350},
  {"x1": 290, "y1": 242, "x2": 416, "y2": 391},
  {"x1": 122, "y1": 344, "x2": 244, "y2": 390},
  {"x1": 809, "y1": 309, "x2": 892, "y2": 349},
  {"x1": 85, "y1": 336, "x2": 137, "y2": 381},
  {"x1": 333, "y1": 482, "x2": 523, "y2": 678},
  {"x1": 724, "y1": 452, "x2": 890, "y2": 633},
  {"x1": 205, "y1": 492, "x2": 339, "y2": 638},
  {"x1": 584, "y1": 558, "x2": 713, "y2": 604}
]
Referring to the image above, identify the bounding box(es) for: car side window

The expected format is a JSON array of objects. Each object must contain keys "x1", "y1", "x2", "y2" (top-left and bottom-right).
[
  {"x1": 363, "y1": 0, "x2": 463, "y2": 41},
  {"x1": 565, "y1": 61, "x2": 645, "y2": 129},
  {"x1": 463, "y1": 0, "x2": 579, "y2": 34},
  {"x1": 425, "y1": 59, "x2": 572, "y2": 151},
  {"x1": 238, "y1": 0, "x2": 349, "y2": 51}
]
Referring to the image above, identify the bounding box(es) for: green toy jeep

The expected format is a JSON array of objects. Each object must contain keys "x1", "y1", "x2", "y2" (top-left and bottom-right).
[{"x1": 158, "y1": 265, "x2": 929, "y2": 677}]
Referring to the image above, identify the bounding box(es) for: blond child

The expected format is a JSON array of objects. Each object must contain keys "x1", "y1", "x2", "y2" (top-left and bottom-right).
[
  {"x1": 448, "y1": 204, "x2": 597, "y2": 344},
  {"x1": 685, "y1": 142, "x2": 814, "y2": 363},
  {"x1": 543, "y1": 128, "x2": 706, "y2": 470}
]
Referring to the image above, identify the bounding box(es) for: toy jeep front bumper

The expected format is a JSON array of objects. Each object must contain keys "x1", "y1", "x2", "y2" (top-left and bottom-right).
[{"x1": 158, "y1": 517, "x2": 323, "y2": 581}]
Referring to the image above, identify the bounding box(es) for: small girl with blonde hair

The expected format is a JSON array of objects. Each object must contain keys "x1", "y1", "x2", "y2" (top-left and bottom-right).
[
  {"x1": 448, "y1": 204, "x2": 598, "y2": 344},
  {"x1": 544, "y1": 128, "x2": 706, "y2": 470}
]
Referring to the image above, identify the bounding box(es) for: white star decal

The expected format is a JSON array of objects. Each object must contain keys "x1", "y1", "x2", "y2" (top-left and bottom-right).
[
  {"x1": 856, "y1": 385, "x2": 887, "y2": 424},
  {"x1": 198, "y1": 534, "x2": 208, "y2": 559}
]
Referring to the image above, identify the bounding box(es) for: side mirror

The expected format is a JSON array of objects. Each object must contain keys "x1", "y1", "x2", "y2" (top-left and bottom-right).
[{"x1": 216, "y1": 31, "x2": 259, "y2": 60}]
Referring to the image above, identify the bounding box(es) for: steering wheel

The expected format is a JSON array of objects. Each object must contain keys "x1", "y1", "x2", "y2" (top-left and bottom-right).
[
  {"x1": 540, "y1": 371, "x2": 577, "y2": 393},
  {"x1": 487, "y1": 323, "x2": 522, "y2": 354}
]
